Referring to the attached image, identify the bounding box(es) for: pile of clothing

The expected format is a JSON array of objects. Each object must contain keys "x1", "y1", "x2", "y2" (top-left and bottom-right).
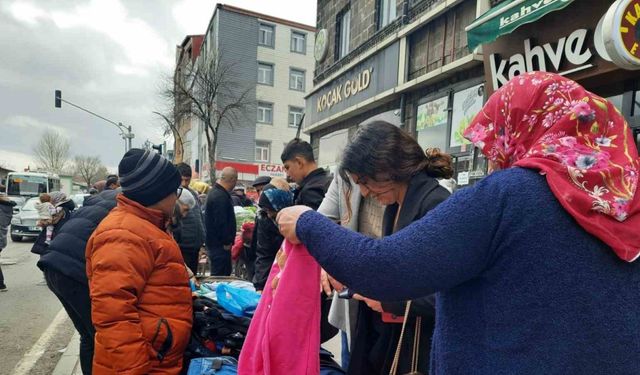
[{"x1": 185, "y1": 280, "x2": 260, "y2": 374}]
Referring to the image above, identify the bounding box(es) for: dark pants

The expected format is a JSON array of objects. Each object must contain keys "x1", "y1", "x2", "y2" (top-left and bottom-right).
[
  {"x1": 208, "y1": 245, "x2": 231, "y2": 276},
  {"x1": 341, "y1": 330, "x2": 350, "y2": 370},
  {"x1": 44, "y1": 269, "x2": 95, "y2": 375},
  {"x1": 181, "y1": 248, "x2": 200, "y2": 275},
  {"x1": 0, "y1": 248, "x2": 4, "y2": 287}
]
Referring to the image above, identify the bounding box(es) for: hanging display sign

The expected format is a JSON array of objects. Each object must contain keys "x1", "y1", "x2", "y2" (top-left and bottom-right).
[
  {"x1": 416, "y1": 96, "x2": 448, "y2": 131},
  {"x1": 450, "y1": 84, "x2": 485, "y2": 148},
  {"x1": 489, "y1": 28, "x2": 593, "y2": 90}
]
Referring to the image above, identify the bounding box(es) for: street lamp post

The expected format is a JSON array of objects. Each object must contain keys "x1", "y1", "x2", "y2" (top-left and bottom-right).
[{"x1": 54, "y1": 90, "x2": 135, "y2": 152}]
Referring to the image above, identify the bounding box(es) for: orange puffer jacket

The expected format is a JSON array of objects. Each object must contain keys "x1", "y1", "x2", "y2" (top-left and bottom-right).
[{"x1": 86, "y1": 194, "x2": 193, "y2": 375}]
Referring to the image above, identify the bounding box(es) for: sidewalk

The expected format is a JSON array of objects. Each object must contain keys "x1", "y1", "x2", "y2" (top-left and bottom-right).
[{"x1": 52, "y1": 332, "x2": 82, "y2": 375}]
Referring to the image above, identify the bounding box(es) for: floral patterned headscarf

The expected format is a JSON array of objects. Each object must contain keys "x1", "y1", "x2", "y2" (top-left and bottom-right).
[{"x1": 464, "y1": 72, "x2": 640, "y2": 262}]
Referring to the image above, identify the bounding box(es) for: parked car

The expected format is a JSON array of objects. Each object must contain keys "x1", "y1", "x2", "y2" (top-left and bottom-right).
[
  {"x1": 71, "y1": 193, "x2": 90, "y2": 209},
  {"x1": 10, "y1": 197, "x2": 41, "y2": 242}
]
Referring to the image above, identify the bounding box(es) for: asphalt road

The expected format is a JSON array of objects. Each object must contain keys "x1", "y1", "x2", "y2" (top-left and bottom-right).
[{"x1": 0, "y1": 239, "x2": 75, "y2": 375}]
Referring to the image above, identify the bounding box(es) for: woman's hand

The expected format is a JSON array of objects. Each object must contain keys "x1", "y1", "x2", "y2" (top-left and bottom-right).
[
  {"x1": 353, "y1": 294, "x2": 384, "y2": 313},
  {"x1": 276, "y1": 205, "x2": 312, "y2": 244}
]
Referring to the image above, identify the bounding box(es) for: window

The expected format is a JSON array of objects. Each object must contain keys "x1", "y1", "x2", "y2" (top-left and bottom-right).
[
  {"x1": 255, "y1": 141, "x2": 270, "y2": 162},
  {"x1": 258, "y1": 23, "x2": 275, "y2": 47},
  {"x1": 257, "y1": 102, "x2": 273, "y2": 124},
  {"x1": 288, "y1": 106, "x2": 304, "y2": 128},
  {"x1": 291, "y1": 31, "x2": 306, "y2": 53},
  {"x1": 257, "y1": 62, "x2": 274, "y2": 85},
  {"x1": 289, "y1": 68, "x2": 305, "y2": 91},
  {"x1": 378, "y1": 0, "x2": 397, "y2": 30},
  {"x1": 336, "y1": 8, "x2": 351, "y2": 60}
]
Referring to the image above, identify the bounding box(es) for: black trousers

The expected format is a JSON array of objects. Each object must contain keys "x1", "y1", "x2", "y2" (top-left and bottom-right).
[
  {"x1": 44, "y1": 269, "x2": 95, "y2": 375},
  {"x1": 208, "y1": 245, "x2": 231, "y2": 276},
  {"x1": 181, "y1": 247, "x2": 200, "y2": 275},
  {"x1": 0, "y1": 248, "x2": 4, "y2": 286}
]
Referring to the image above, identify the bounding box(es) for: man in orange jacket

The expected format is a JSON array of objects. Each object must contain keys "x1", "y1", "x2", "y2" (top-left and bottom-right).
[{"x1": 86, "y1": 149, "x2": 193, "y2": 374}]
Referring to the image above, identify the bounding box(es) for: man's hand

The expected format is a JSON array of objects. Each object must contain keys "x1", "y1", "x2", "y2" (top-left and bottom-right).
[
  {"x1": 223, "y1": 244, "x2": 231, "y2": 251},
  {"x1": 353, "y1": 294, "x2": 383, "y2": 313}
]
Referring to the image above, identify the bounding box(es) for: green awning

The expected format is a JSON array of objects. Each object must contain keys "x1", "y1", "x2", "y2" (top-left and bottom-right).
[{"x1": 466, "y1": 0, "x2": 575, "y2": 51}]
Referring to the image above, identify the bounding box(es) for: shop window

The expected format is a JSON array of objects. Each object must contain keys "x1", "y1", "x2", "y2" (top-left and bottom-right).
[
  {"x1": 416, "y1": 95, "x2": 450, "y2": 151},
  {"x1": 255, "y1": 141, "x2": 271, "y2": 163},
  {"x1": 377, "y1": 0, "x2": 397, "y2": 30},
  {"x1": 257, "y1": 102, "x2": 273, "y2": 124},
  {"x1": 289, "y1": 68, "x2": 305, "y2": 91},
  {"x1": 258, "y1": 23, "x2": 275, "y2": 47},
  {"x1": 257, "y1": 62, "x2": 274, "y2": 85},
  {"x1": 291, "y1": 31, "x2": 306, "y2": 54},
  {"x1": 288, "y1": 106, "x2": 304, "y2": 128},
  {"x1": 335, "y1": 7, "x2": 351, "y2": 61},
  {"x1": 449, "y1": 84, "x2": 485, "y2": 149}
]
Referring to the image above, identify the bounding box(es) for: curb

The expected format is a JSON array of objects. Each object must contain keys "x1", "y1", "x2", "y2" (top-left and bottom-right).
[{"x1": 52, "y1": 332, "x2": 81, "y2": 375}]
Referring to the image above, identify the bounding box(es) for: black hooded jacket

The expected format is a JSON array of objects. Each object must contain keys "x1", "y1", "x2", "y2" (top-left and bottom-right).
[{"x1": 37, "y1": 189, "x2": 118, "y2": 284}]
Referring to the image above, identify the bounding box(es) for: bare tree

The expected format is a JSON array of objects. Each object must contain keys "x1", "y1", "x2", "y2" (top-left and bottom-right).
[
  {"x1": 161, "y1": 51, "x2": 253, "y2": 181},
  {"x1": 152, "y1": 110, "x2": 184, "y2": 162},
  {"x1": 74, "y1": 155, "x2": 104, "y2": 187},
  {"x1": 33, "y1": 129, "x2": 70, "y2": 173}
]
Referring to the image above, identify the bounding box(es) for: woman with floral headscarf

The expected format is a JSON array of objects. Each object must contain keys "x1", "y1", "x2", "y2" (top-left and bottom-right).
[{"x1": 276, "y1": 72, "x2": 640, "y2": 374}]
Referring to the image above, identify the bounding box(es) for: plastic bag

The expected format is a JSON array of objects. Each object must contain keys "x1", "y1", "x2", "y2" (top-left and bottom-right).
[{"x1": 216, "y1": 283, "x2": 260, "y2": 317}]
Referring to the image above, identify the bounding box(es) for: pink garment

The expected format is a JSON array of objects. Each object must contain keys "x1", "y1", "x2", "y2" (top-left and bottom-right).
[{"x1": 238, "y1": 241, "x2": 321, "y2": 375}]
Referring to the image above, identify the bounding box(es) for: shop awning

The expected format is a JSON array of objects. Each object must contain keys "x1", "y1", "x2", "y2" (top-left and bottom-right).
[{"x1": 466, "y1": 0, "x2": 575, "y2": 51}]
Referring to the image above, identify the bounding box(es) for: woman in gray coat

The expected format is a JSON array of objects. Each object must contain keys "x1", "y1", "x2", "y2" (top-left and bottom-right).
[{"x1": 0, "y1": 195, "x2": 16, "y2": 291}]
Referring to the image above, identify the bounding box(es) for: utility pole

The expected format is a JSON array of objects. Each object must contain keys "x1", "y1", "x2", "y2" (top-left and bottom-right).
[{"x1": 54, "y1": 90, "x2": 135, "y2": 153}]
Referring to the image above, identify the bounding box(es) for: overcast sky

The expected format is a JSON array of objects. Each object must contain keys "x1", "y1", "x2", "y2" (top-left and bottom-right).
[{"x1": 0, "y1": 0, "x2": 317, "y2": 172}]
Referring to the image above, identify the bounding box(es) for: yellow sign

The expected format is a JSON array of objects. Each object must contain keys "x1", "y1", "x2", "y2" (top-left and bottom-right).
[{"x1": 316, "y1": 68, "x2": 372, "y2": 113}]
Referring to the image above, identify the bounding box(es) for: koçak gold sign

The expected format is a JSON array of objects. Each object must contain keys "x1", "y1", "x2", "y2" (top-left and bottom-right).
[{"x1": 316, "y1": 68, "x2": 373, "y2": 113}]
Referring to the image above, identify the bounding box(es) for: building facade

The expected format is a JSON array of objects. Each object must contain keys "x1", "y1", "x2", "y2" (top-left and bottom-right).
[
  {"x1": 175, "y1": 5, "x2": 316, "y2": 182},
  {"x1": 306, "y1": 0, "x2": 492, "y2": 185},
  {"x1": 173, "y1": 34, "x2": 204, "y2": 165},
  {"x1": 471, "y1": 0, "x2": 640, "y2": 146}
]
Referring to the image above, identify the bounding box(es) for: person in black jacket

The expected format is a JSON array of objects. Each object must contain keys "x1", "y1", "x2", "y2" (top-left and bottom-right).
[
  {"x1": 37, "y1": 189, "x2": 118, "y2": 375},
  {"x1": 175, "y1": 163, "x2": 205, "y2": 274},
  {"x1": 281, "y1": 138, "x2": 336, "y2": 344},
  {"x1": 205, "y1": 167, "x2": 237, "y2": 276},
  {"x1": 336, "y1": 121, "x2": 452, "y2": 374},
  {"x1": 31, "y1": 192, "x2": 76, "y2": 256},
  {"x1": 231, "y1": 185, "x2": 253, "y2": 207},
  {"x1": 0, "y1": 195, "x2": 16, "y2": 291},
  {"x1": 251, "y1": 183, "x2": 291, "y2": 291},
  {"x1": 281, "y1": 138, "x2": 329, "y2": 210}
]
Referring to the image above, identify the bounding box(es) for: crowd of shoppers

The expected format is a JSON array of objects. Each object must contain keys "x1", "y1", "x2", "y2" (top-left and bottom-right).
[{"x1": 1, "y1": 72, "x2": 638, "y2": 375}]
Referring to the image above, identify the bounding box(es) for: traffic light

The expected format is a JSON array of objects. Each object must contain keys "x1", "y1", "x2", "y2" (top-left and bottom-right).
[
  {"x1": 54, "y1": 90, "x2": 62, "y2": 108},
  {"x1": 152, "y1": 143, "x2": 163, "y2": 155}
]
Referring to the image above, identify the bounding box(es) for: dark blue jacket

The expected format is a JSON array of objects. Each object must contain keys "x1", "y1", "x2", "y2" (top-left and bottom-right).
[
  {"x1": 296, "y1": 168, "x2": 640, "y2": 375},
  {"x1": 38, "y1": 190, "x2": 118, "y2": 285}
]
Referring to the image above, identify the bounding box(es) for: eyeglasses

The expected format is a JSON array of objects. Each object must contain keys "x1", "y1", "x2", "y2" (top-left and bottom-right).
[{"x1": 176, "y1": 187, "x2": 183, "y2": 199}]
